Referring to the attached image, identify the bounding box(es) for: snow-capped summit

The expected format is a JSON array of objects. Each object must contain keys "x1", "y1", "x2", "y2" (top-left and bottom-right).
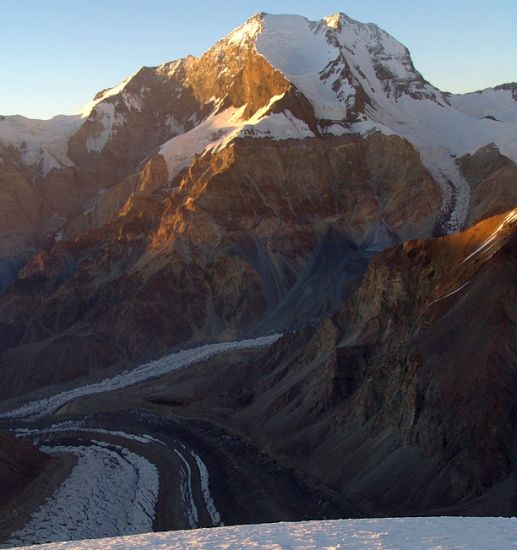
[
  {"x1": 0, "y1": 10, "x2": 515, "y2": 271},
  {"x1": 256, "y1": 12, "x2": 445, "y2": 120},
  {"x1": 68, "y1": 12, "x2": 517, "y2": 233},
  {"x1": 1, "y1": 10, "x2": 516, "y2": 285}
]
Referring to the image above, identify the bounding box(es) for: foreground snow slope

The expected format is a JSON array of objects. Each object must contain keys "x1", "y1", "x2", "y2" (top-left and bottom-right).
[{"x1": 13, "y1": 517, "x2": 517, "y2": 549}]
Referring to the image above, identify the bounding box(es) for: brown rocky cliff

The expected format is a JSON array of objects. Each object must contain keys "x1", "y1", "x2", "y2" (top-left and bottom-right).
[{"x1": 0, "y1": 147, "x2": 96, "y2": 254}]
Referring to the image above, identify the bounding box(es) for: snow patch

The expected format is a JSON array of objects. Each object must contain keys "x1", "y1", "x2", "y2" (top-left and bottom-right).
[
  {"x1": 159, "y1": 96, "x2": 313, "y2": 180},
  {"x1": 451, "y1": 87, "x2": 517, "y2": 126},
  {"x1": 173, "y1": 448, "x2": 198, "y2": 528},
  {"x1": 251, "y1": 13, "x2": 517, "y2": 232},
  {"x1": 159, "y1": 105, "x2": 247, "y2": 180},
  {"x1": 190, "y1": 450, "x2": 222, "y2": 527},
  {"x1": 164, "y1": 114, "x2": 184, "y2": 134},
  {"x1": 256, "y1": 15, "x2": 353, "y2": 120},
  {"x1": 227, "y1": 16, "x2": 263, "y2": 46},
  {"x1": 79, "y1": 74, "x2": 135, "y2": 118},
  {"x1": 86, "y1": 102, "x2": 127, "y2": 153}
]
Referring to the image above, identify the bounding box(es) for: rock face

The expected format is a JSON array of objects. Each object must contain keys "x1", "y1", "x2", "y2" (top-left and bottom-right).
[
  {"x1": 0, "y1": 10, "x2": 516, "y2": 524},
  {"x1": 0, "y1": 144, "x2": 95, "y2": 293},
  {"x1": 148, "y1": 209, "x2": 517, "y2": 516},
  {"x1": 0, "y1": 132, "x2": 440, "y2": 399},
  {"x1": 458, "y1": 144, "x2": 517, "y2": 225}
]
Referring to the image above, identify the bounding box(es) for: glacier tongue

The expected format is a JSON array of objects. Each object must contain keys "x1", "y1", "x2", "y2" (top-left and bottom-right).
[{"x1": 7, "y1": 442, "x2": 159, "y2": 546}]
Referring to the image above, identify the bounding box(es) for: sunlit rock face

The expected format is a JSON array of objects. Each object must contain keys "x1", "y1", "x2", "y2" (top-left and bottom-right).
[{"x1": 0, "y1": 12, "x2": 515, "y2": 396}]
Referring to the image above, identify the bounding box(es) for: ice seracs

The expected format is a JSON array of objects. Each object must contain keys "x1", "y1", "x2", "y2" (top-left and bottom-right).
[{"x1": 8, "y1": 442, "x2": 159, "y2": 546}]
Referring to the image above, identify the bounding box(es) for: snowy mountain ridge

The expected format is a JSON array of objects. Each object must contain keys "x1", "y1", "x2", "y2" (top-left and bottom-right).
[
  {"x1": 1, "y1": 12, "x2": 516, "y2": 232},
  {"x1": 0, "y1": 114, "x2": 82, "y2": 176}
]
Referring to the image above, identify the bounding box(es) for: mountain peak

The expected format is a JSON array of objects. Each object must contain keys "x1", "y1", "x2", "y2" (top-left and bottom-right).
[
  {"x1": 225, "y1": 12, "x2": 264, "y2": 46},
  {"x1": 323, "y1": 13, "x2": 344, "y2": 29}
]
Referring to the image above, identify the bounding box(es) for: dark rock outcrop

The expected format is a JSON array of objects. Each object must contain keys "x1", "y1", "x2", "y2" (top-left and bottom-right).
[
  {"x1": 458, "y1": 145, "x2": 517, "y2": 224},
  {"x1": 0, "y1": 433, "x2": 49, "y2": 501}
]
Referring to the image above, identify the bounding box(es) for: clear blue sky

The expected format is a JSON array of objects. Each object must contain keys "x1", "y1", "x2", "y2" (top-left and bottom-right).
[{"x1": 1, "y1": 0, "x2": 516, "y2": 119}]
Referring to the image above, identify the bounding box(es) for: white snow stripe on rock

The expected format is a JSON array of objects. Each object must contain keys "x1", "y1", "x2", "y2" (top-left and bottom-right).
[
  {"x1": 173, "y1": 449, "x2": 198, "y2": 528},
  {"x1": 191, "y1": 450, "x2": 223, "y2": 527}
]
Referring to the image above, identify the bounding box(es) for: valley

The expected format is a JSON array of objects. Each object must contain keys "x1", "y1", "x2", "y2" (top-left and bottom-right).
[
  {"x1": 0, "y1": 335, "x2": 347, "y2": 546},
  {"x1": 0, "y1": 9, "x2": 516, "y2": 549}
]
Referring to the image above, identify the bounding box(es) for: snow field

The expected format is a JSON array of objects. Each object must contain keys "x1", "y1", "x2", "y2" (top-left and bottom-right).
[{"x1": 11, "y1": 516, "x2": 517, "y2": 549}]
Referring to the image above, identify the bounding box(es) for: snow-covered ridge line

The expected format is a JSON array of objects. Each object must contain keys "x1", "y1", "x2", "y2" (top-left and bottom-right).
[
  {"x1": 158, "y1": 97, "x2": 314, "y2": 181},
  {"x1": 78, "y1": 71, "x2": 139, "y2": 119},
  {"x1": 0, "y1": 334, "x2": 282, "y2": 420},
  {"x1": 252, "y1": 13, "x2": 516, "y2": 232},
  {"x1": 13, "y1": 516, "x2": 517, "y2": 549}
]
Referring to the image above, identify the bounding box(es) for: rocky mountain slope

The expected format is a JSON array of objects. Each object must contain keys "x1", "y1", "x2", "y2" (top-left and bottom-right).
[
  {"x1": 130, "y1": 208, "x2": 517, "y2": 516},
  {"x1": 1, "y1": 12, "x2": 516, "y2": 399},
  {"x1": 3, "y1": 208, "x2": 513, "y2": 538}
]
